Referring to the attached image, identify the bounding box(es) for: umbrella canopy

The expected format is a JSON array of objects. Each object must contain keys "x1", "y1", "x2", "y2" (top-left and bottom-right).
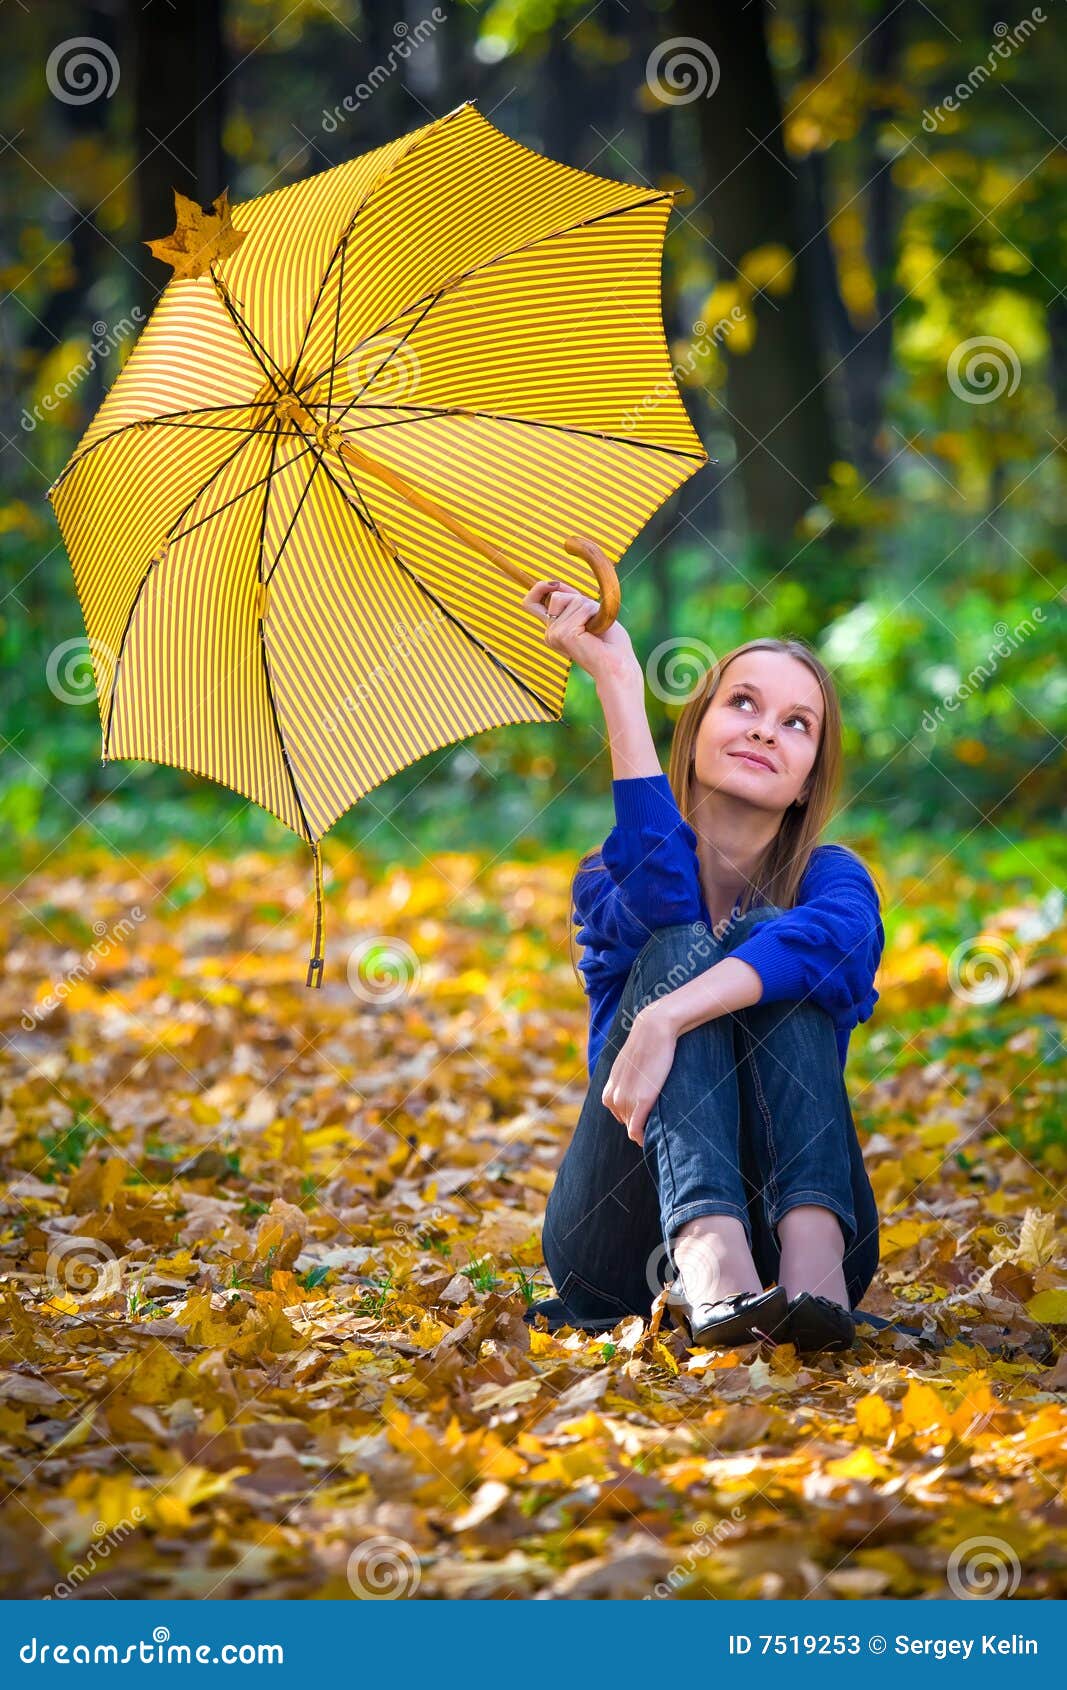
[{"x1": 48, "y1": 98, "x2": 708, "y2": 982}]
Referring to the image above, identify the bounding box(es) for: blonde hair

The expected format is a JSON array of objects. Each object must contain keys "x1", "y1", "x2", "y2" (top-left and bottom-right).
[{"x1": 567, "y1": 636, "x2": 883, "y2": 984}]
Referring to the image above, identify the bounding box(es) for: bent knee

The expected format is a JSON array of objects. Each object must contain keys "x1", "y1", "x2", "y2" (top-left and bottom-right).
[
  {"x1": 629, "y1": 920, "x2": 721, "y2": 993},
  {"x1": 736, "y1": 993, "x2": 838, "y2": 1038}
]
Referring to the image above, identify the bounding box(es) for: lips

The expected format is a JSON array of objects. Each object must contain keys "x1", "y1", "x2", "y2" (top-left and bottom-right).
[{"x1": 729, "y1": 750, "x2": 776, "y2": 772}]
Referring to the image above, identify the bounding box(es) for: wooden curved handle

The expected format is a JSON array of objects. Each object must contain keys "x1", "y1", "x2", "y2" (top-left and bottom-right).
[{"x1": 563, "y1": 535, "x2": 620, "y2": 634}]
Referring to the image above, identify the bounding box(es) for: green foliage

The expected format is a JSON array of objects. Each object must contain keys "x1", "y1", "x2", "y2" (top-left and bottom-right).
[
  {"x1": 39, "y1": 1107, "x2": 109, "y2": 1177},
  {"x1": 2, "y1": 0, "x2": 1064, "y2": 868}
]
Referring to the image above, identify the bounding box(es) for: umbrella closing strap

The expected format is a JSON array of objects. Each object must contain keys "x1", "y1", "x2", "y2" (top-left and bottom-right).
[{"x1": 306, "y1": 841, "x2": 325, "y2": 988}]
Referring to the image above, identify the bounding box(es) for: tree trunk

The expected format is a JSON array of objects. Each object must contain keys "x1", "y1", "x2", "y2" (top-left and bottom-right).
[
  {"x1": 671, "y1": 0, "x2": 840, "y2": 541},
  {"x1": 797, "y1": 0, "x2": 902, "y2": 478},
  {"x1": 130, "y1": 0, "x2": 225, "y2": 324}
]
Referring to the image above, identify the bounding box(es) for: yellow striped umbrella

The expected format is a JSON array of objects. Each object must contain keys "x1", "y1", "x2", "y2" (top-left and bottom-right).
[{"x1": 47, "y1": 100, "x2": 708, "y2": 984}]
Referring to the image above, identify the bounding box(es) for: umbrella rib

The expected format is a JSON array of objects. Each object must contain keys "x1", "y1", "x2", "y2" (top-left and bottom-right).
[
  {"x1": 262, "y1": 442, "x2": 328, "y2": 587},
  {"x1": 305, "y1": 398, "x2": 708, "y2": 464},
  {"x1": 154, "y1": 441, "x2": 319, "y2": 556},
  {"x1": 133, "y1": 418, "x2": 281, "y2": 436},
  {"x1": 293, "y1": 192, "x2": 677, "y2": 402},
  {"x1": 102, "y1": 419, "x2": 304, "y2": 758},
  {"x1": 209, "y1": 262, "x2": 290, "y2": 396},
  {"x1": 308, "y1": 293, "x2": 440, "y2": 441},
  {"x1": 320, "y1": 450, "x2": 561, "y2": 722},
  {"x1": 255, "y1": 420, "x2": 316, "y2": 843},
  {"x1": 46, "y1": 403, "x2": 279, "y2": 500},
  {"x1": 296, "y1": 285, "x2": 441, "y2": 414},
  {"x1": 292, "y1": 220, "x2": 347, "y2": 385},
  {"x1": 288, "y1": 100, "x2": 476, "y2": 388},
  {"x1": 326, "y1": 230, "x2": 346, "y2": 411}
]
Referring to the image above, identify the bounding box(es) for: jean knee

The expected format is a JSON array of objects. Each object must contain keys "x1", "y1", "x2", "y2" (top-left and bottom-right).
[
  {"x1": 739, "y1": 994, "x2": 837, "y2": 1042},
  {"x1": 627, "y1": 921, "x2": 721, "y2": 1005}
]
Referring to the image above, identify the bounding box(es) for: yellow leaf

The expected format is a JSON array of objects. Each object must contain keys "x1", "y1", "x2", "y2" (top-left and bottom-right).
[
  {"x1": 881, "y1": 1217, "x2": 938, "y2": 1256},
  {"x1": 1026, "y1": 1289, "x2": 1067, "y2": 1324},
  {"x1": 899, "y1": 1380, "x2": 951, "y2": 1434},
  {"x1": 1015, "y1": 1209, "x2": 1058, "y2": 1271},
  {"x1": 652, "y1": 1338, "x2": 679, "y2": 1374},
  {"x1": 177, "y1": 1290, "x2": 244, "y2": 1348},
  {"x1": 826, "y1": 1447, "x2": 891, "y2": 1482},
  {"x1": 47, "y1": 1412, "x2": 96, "y2": 1453},
  {"x1": 253, "y1": 1199, "x2": 306, "y2": 1269},
  {"x1": 950, "y1": 1380, "x2": 1001, "y2": 1441},
  {"x1": 855, "y1": 1393, "x2": 894, "y2": 1440},
  {"x1": 41, "y1": 1293, "x2": 82, "y2": 1316},
  {"x1": 527, "y1": 1444, "x2": 610, "y2": 1485}
]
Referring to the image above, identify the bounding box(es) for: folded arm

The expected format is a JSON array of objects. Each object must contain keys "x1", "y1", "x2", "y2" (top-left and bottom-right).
[{"x1": 726, "y1": 846, "x2": 884, "y2": 1021}]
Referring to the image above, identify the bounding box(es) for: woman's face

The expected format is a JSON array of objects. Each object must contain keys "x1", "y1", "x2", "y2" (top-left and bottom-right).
[{"x1": 691, "y1": 649, "x2": 824, "y2": 817}]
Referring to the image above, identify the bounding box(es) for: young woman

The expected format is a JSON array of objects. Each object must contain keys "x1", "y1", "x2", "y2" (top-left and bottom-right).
[{"x1": 519, "y1": 575, "x2": 886, "y2": 1356}]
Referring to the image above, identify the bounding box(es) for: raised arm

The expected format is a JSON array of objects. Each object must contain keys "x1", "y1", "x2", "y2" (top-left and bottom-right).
[{"x1": 518, "y1": 574, "x2": 707, "y2": 987}]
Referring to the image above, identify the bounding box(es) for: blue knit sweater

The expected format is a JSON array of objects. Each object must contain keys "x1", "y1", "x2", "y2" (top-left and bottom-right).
[{"x1": 573, "y1": 773, "x2": 884, "y2": 1079}]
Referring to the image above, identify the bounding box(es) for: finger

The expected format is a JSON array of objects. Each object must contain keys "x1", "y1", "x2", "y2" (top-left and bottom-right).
[
  {"x1": 545, "y1": 587, "x2": 586, "y2": 622},
  {"x1": 550, "y1": 591, "x2": 597, "y2": 630},
  {"x1": 524, "y1": 577, "x2": 568, "y2": 611},
  {"x1": 521, "y1": 579, "x2": 565, "y2": 616},
  {"x1": 601, "y1": 1080, "x2": 620, "y2": 1120},
  {"x1": 630, "y1": 1099, "x2": 652, "y2": 1143}
]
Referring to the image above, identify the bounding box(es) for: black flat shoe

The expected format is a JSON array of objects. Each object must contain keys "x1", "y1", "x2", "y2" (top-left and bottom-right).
[
  {"x1": 521, "y1": 1296, "x2": 625, "y2": 1335},
  {"x1": 782, "y1": 1291, "x2": 856, "y2": 1354},
  {"x1": 675, "y1": 1284, "x2": 790, "y2": 1349}
]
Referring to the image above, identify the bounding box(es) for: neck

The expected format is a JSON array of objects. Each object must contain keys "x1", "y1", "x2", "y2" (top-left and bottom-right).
[{"x1": 687, "y1": 779, "x2": 786, "y2": 921}]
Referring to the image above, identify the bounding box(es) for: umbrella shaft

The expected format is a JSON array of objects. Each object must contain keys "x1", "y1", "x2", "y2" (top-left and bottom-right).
[
  {"x1": 287, "y1": 402, "x2": 619, "y2": 632},
  {"x1": 288, "y1": 401, "x2": 532, "y2": 590}
]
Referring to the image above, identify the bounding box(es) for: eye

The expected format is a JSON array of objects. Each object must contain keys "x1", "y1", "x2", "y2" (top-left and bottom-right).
[{"x1": 726, "y1": 688, "x2": 812, "y2": 732}]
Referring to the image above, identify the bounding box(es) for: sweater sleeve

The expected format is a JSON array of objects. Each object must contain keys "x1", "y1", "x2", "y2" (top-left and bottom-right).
[
  {"x1": 572, "y1": 773, "x2": 705, "y2": 996},
  {"x1": 728, "y1": 845, "x2": 884, "y2": 1023}
]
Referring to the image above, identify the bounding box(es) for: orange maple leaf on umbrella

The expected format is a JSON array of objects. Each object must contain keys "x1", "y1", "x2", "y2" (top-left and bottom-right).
[{"x1": 144, "y1": 185, "x2": 248, "y2": 280}]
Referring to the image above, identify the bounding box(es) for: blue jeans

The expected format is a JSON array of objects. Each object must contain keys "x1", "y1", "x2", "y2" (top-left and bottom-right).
[{"x1": 540, "y1": 913, "x2": 880, "y2": 1326}]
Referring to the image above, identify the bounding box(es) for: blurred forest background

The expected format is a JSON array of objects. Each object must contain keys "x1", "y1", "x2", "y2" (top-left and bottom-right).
[{"x1": 1, "y1": 0, "x2": 1064, "y2": 876}]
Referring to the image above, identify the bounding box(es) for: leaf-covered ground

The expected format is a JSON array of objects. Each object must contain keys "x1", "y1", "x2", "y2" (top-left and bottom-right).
[{"x1": 1, "y1": 840, "x2": 1065, "y2": 1599}]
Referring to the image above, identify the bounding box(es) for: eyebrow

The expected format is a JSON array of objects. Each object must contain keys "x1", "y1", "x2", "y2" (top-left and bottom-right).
[{"x1": 727, "y1": 679, "x2": 822, "y2": 720}]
